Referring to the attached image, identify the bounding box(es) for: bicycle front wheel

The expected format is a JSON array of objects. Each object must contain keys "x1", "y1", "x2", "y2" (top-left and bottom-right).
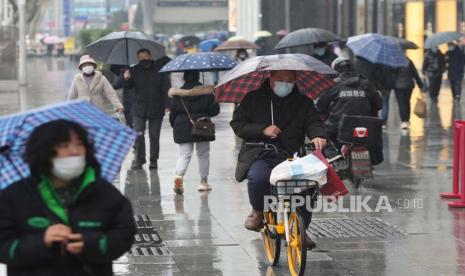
[
  {"x1": 262, "y1": 212, "x2": 281, "y2": 265},
  {"x1": 287, "y1": 211, "x2": 307, "y2": 276}
]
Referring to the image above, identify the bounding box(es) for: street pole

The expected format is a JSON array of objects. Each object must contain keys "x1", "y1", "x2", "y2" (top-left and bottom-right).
[
  {"x1": 284, "y1": 0, "x2": 290, "y2": 33},
  {"x1": 17, "y1": 0, "x2": 26, "y2": 86}
]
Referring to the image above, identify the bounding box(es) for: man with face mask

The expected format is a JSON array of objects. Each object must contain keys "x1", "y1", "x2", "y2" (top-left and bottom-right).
[
  {"x1": 312, "y1": 42, "x2": 338, "y2": 66},
  {"x1": 422, "y1": 47, "x2": 446, "y2": 103},
  {"x1": 446, "y1": 42, "x2": 465, "y2": 102},
  {"x1": 124, "y1": 49, "x2": 171, "y2": 170},
  {"x1": 230, "y1": 70, "x2": 326, "y2": 249}
]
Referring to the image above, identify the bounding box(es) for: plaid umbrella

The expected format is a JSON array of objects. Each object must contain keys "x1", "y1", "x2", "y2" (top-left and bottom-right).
[
  {"x1": 347, "y1": 33, "x2": 408, "y2": 68},
  {"x1": 215, "y1": 54, "x2": 336, "y2": 103},
  {"x1": 0, "y1": 100, "x2": 137, "y2": 190}
]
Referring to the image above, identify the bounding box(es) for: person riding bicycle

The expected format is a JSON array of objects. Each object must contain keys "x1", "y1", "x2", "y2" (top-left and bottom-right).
[
  {"x1": 230, "y1": 70, "x2": 327, "y2": 249},
  {"x1": 317, "y1": 57, "x2": 383, "y2": 164}
]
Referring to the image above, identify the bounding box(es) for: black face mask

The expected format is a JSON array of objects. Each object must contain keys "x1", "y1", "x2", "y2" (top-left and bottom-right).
[{"x1": 140, "y1": 59, "x2": 152, "y2": 69}]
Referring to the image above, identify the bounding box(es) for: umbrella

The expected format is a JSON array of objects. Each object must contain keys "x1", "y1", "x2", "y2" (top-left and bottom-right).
[
  {"x1": 275, "y1": 28, "x2": 340, "y2": 49},
  {"x1": 390, "y1": 37, "x2": 419, "y2": 50},
  {"x1": 228, "y1": 36, "x2": 245, "y2": 41},
  {"x1": 255, "y1": 30, "x2": 273, "y2": 38},
  {"x1": 215, "y1": 39, "x2": 259, "y2": 51},
  {"x1": 276, "y1": 29, "x2": 288, "y2": 37},
  {"x1": 347, "y1": 33, "x2": 408, "y2": 68},
  {"x1": 179, "y1": 35, "x2": 201, "y2": 47},
  {"x1": 425, "y1": 32, "x2": 461, "y2": 49},
  {"x1": 86, "y1": 31, "x2": 165, "y2": 66},
  {"x1": 199, "y1": 39, "x2": 222, "y2": 52},
  {"x1": 215, "y1": 54, "x2": 336, "y2": 103},
  {"x1": 160, "y1": 52, "x2": 237, "y2": 73},
  {"x1": 0, "y1": 100, "x2": 137, "y2": 190}
]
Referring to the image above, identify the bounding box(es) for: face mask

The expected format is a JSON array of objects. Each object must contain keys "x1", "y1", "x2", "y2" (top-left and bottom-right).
[
  {"x1": 140, "y1": 59, "x2": 152, "y2": 69},
  {"x1": 82, "y1": 65, "x2": 94, "y2": 74},
  {"x1": 314, "y1": 47, "x2": 326, "y2": 56},
  {"x1": 51, "y1": 156, "x2": 86, "y2": 181},
  {"x1": 273, "y1": 81, "x2": 294, "y2": 98}
]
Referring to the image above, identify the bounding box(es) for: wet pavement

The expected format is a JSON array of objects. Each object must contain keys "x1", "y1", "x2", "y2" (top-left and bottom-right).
[{"x1": 1, "y1": 58, "x2": 465, "y2": 275}]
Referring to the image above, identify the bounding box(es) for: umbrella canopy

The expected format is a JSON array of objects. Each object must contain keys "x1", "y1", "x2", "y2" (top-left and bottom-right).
[
  {"x1": 228, "y1": 35, "x2": 245, "y2": 41},
  {"x1": 275, "y1": 28, "x2": 340, "y2": 49},
  {"x1": 390, "y1": 37, "x2": 419, "y2": 50},
  {"x1": 424, "y1": 32, "x2": 461, "y2": 49},
  {"x1": 215, "y1": 54, "x2": 336, "y2": 103},
  {"x1": 0, "y1": 100, "x2": 137, "y2": 190},
  {"x1": 347, "y1": 33, "x2": 408, "y2": 68},
  {"x1": 215, "y1": 39, "x2": 259, "y2": 51},
  {"x1": 255, "y1": 30, "x2": 273, "y2": 38},
  {"x1": 179, "y1": 35, "x2": 201, "y2": 47},
  {"x1": 160, "y1": 52, "x2": 237, "y2": 73},
  {"x1": 86, "y1": 31, "x2": 165, "y2": 66},
  {"x1": 199, "y1": 39, "x2": 222, "y2": 52}
]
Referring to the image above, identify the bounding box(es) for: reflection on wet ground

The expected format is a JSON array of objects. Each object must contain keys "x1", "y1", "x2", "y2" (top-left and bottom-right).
[{"x1": 1, "y1": 58, "x2": 465, "y2": 275}]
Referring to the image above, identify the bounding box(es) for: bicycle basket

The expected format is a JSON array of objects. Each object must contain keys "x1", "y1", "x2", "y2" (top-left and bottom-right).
[{"x1": 272, "y1": 180, "x2": 319, "y2": 196}]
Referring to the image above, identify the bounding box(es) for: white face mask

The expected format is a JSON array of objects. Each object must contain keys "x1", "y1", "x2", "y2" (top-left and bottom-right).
[
  {"x1": 273, "y1": 81, "x2": 295, "y2": 98},
  {"x1": 51, "y1": 156, "x2": 86, "y2": 181},
  {"x1": 314, "y1": 47, "x2": 326, "y2": 56},
  {"x1": 82, "y1": 65, "x2": 95, "y2": 74}
]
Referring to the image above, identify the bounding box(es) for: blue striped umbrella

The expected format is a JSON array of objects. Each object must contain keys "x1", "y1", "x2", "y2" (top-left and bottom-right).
[
  {"x1": 347, "y1": 33, "x2": 408, "y2": 68},
  {"x1": 160, "y1": 52, "x2": 237, "y2": 72},
  {"x1": 0, "y1": 100, "x2": 137, "y2": 190}
]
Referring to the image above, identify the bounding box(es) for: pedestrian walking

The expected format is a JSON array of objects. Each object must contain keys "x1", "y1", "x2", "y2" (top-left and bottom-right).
[
  {"x1": 67, "y1": 55, "x2": 124, "y2": 115},
  {"x1": 446, "y1": 42, "x2": 465, "y2": 102},
  {"x1": 394, "y1": 56, "x2": 424, "y2": 129},
  {"x1": 312, "y1": 42, "x2": 338, "y2": 66},
  {"x1": 124, "y1": 49, "x2": 171, "y2": 170},
  {"x1": 169, "y1": 71, "x2": 220, "y2": 194},
  {"x1": 422, "y1": 47, "x2": 446, "y2": 103},
  {"x1": 0, "y1": 119, "x2": 135, "y2": 276}
]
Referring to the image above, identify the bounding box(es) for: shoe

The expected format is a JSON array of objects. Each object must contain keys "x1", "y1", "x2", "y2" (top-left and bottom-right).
[
  {"x1": 149, "y1": 162, "x2": 158, "y2": 170},
  {"x1": 173, "y1": 176, "x2": 184, "y2": 195},
  {"x1": 305, "y1": 236, "x2": 317, "y2": 250},
  {"x1": 131, "y1": 163, "x2": 143, "y2": 170},
  {"x1": 400, "y1": 122, "x2": 409, "y2": 129},
  {"x1": 244, "y1": 210, "x2": 264, "y2": 232},
  {"x1": 382, "y1": 125, "x2": 387, "y2": 131},
  {"x1": 198, "y1": 181, "x2": 212, "y2": 192}
]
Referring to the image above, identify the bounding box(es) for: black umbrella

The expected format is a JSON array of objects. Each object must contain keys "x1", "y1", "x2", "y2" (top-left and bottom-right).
[
  {"x1": 425, "y1": 32, "x2": 461, "y2": 49},
  {"x1": 86, "y1": 31, "x2": 165, "y2": 65},
  {"x1": 391, "y1": 37, "x2": 419, "y2": 50},
  {"x1": 274, "y1": 28, "x2": 340, "y2": 49}
]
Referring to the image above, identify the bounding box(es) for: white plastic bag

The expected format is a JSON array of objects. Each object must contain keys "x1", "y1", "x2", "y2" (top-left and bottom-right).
[{"x1": 270, "y1": 153, "x2": 328, "y2": 187}]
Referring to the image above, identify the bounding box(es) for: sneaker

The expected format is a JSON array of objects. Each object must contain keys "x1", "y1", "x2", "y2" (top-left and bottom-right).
[
  {"x1": 400, "y1": 122, "x2": 409, "y2": 129},
  {"x1": 244, "y1": 210, "x2": 264, "y2": 232},
  {"x1": 173, "y1": 176, "x2": 184, "y2": 195},
  {"x1": 149, "y1": 161, "x2": 158, "y2": 170},
  {"x1": 198, "y1": 181, "x2": 212, "y2": 192}
]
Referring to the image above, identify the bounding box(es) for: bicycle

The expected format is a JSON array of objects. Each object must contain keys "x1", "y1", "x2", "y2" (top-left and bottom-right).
[{"x1": 245, "y1": 142, "x2": 320, "y2": 276}]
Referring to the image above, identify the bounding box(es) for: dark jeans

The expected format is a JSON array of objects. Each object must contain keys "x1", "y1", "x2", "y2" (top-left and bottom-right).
[
  {"x1": 380, "y1": 90, "x2": 391, "y2": 125},
  {"x1": 247, "y1": 158, "x2": 314, "y2": 228},
  {"x1": 428, "y1": 75, "x2": 442, "y2": 102},
  {"x1": 394, "y1": 88, "x2": 413, "y2": 122},
  {"x1": 133, "y1": 116, "x2": 163, "y2": 166},
  {"x1": 450, "y1": 79, "x2": 463, "y2": 99}
]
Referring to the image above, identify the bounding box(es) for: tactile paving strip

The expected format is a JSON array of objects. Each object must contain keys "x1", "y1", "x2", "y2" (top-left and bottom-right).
[
  {"x1": 129, "y1": 215, "x2": 171, "y2": 256},
  {"x1": 308, "y1": 217, "x2": 407, "y2": 239}
]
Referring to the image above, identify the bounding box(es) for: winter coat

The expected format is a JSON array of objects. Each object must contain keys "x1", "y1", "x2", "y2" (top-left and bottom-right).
[
  {"x1": 0, "y1": 167, "x2": 135, "y2": 276},
  {"x1": 395, "y1": 58, "x2": 424, "y2": 90},
  {"x1": 354, "y1": 57, "x2": 397, "y2": 91},
  {"x1": 169, "y1": 84, "x2": 220, "y2": 144},
  {"x1": 124, "y1": 60, "x2": 171, "y2": 119},
  {"x1": 422, "y1": 50, "x2": 446, "y2": 77},
  {"x1": 113, "y1": 75, "x2": 134, "y2": 108},
  {"x1": 67, "y1": 71, "x2": 123, "y2": 112},
  {"x1": 446, "y1": 47, "x2": 465, "y2": 81},
  {"x1": 316, "y1": 71, "x2": 382, "y2": 139},
  {"x1": 230, "y1": 81, "x2": 326, "y2": 182}
]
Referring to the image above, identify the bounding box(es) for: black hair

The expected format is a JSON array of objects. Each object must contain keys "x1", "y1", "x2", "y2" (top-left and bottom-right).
[
  {"x1": 137, "y1": 48, "x2": 151, "y2": 56},
  {"x1": 24, "y1": 119, "x2": 100, "y2": 177},
  {"x1": 183, "y1": 70, "x2": 200, "y2": 84}
]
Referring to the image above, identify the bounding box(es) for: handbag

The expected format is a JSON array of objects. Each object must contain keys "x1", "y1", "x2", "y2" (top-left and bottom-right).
[
  {"x1": 180, "y1": 98, "x2": 215, "y2": 138},
  {"x1": 413, "y1": 93, "x2": 427, "y2": 118}
]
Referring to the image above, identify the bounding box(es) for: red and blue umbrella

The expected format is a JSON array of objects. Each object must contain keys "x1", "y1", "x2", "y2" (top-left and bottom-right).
[{"x1": 0, "y1": 100, "x2": 137, "y2": 190}]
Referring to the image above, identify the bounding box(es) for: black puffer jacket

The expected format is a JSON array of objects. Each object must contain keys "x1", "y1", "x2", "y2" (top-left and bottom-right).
[
  {"x1": 316, "y1": 71, "x2": 382, "y2": 139},
  {"x1": 0, "y1": 168, "x2": 135, "y2": 276},
  {"x1": 422, "y1": 50, "x2": 446, "y2": 77},
  {"x1": 230, "y1": 81, "x2": 326, "y2": 182},
  {"x1": 354, "y1": 57, "x2": 397, "y2": 91},
  {"x1": 395, "y1": 58, "x2": 423, "y2": 90},
  {"x1": 169, "y1": 83, "x2": 220, "y2": 144}
]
